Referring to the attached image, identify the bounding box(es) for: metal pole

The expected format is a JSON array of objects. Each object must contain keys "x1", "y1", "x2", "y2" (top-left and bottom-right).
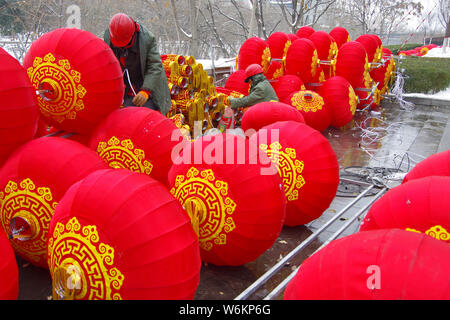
[
  {"x1": 263, "y1": 187, "x2": 388, "y2": 300},
  {"x1": 234, "y1": 183, "x2": 376, "y2": 300}
]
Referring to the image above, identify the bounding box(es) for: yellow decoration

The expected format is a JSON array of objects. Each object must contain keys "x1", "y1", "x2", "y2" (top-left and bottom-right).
[
  {"x1": 0, "y1": 178, "x2": 58, "y2": 264},
  {"x1": 27, "y1": 53, "x2": 86, "y2": 123},
  {"x1": 291, "y1": 91, "x2": 324, "y2": 113},
  {"x1": 97, "y1": 136, "x2": 153, "y2": 175},
  {"x1": 48, "y1": 217, "x2": 125, "y2": 300},
  {"x1": 261, "y1": 47, "x2": 271, "y2": 74},
  {"x1": 406, "y1": 225, "x2": 449, "y2": 242},
  {"x1": 260, "y1": 142, "x2": 305, "y2": 201},
  {"x1": 170, "y1": 167, "x2": 236, "y2": 251},
  {"x1": 311, "y1": 50, "x2": 319, "y2": 77}
]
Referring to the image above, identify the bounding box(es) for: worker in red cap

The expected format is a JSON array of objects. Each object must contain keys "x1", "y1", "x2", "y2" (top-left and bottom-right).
[
  {"x1": 229, "y1": 64, "x2": 278, "y2": 110},
  {"x1": 104, "y1": 13, "x2": 171, "y2": 115}
]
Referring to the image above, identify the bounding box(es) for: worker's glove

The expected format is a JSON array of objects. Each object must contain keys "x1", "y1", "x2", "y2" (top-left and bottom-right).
[
  {"x1": 228, "y1": 96, "x2": 239, "y2": 109},
  {"x1": 133, "y1": 91, "x2": 149, "y2": 107}
]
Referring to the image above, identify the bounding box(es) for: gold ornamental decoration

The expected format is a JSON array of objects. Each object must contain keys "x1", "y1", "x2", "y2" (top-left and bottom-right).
[
  {"x1": 97, "y1": 136, "x2": 153, "y2": 175},
  {"x1": 48, "y1": 217, "x2": 125, "y2": 300},
  {"x1": 0, "y1": 178, "x2": 58, "y2": 265},
  {"x1": 261, "y1": 47, "x2": 271, "y2": 74},
  {"x1": 170, "y1": 167, "x2": 236, "y2": 251},
  {"x1": 406, "y1": 225, "x2": 450, "y2": 243},
  {"x1": 349, "y1": 86, "x2": 358, "y2": 115},
  {"x1": 259, "y1": 142, "x2": 305, "y2": 202},
  {"x1": 27, "y1": 53, "x2": 87, "y2": 123},
  {"x1": 291, "y1": 91, "x2": 324, "y2": 113}
]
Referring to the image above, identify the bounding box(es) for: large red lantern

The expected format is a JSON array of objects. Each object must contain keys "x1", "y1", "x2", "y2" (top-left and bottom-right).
[
  {"x1": 308, "y1": 31, "x2": 338, "y2": 79},
  {"x1": 240, "y1": 101, "x2": 305, "y2": 134},
  {"x1": 224, "y1": 70, "x2": 250, "y2": 96},
  {"x1": 286, "y1": 34, "x2": 300, "y2": 43},
  {"x1": 335, "y1": 41, "x2": 370, "y2": 88},
  {"x1": 169, "y1": 133, "x2": 286, "y2": 266},
  {"x1": 0, "y1": 227, "x2": 18, "y2": 300},
  {"x1": 403, "y1": 150, "x2": 450, "y2": 183},
  {"x1": 360, "y1": 176, "x2": 450, "y2": 243},
  {"x1": 329, "y1": 27, "x2": 350, "y2": 48},
  {"x1": 284, "y1": 229, "x2": 450, "y2": 300},
  {"x1": 47, "y1": 169, "x2": 201, "y2": 300},
  {"x1": 355, "y1": 34, "x2": 379, "y2": 63},
  {"x1": 271, "y1": 75, "x2": 306, "y2": 103},
  {"x1": 237, "y1": 37, "x2": 271, "y2": 74},
  {"x1": 0, "y1": 137, "x2": 108, "y2": 268},
  {"x1": 89, "y1": 107, "x2": 186, "y2": 186},
  {"x1": 296, "y1": 26, "x2": 315, "y2": 39},
  {"x1": 266, "y1": 32, "x2": 291, "y2": 59},
  {"x1": 23, "y1": 28, "x2": 124, "y2": 134},
  {"x1": 369, "y1": 34, "x2": 383, "y2": 63},
  {"x1": 286, "y1": 90, "x2": 331, "y2": 132},
  {"x1": 285, "y1": 39, "x2": 319, "y2": 83},
  {"x1": 257, "y1": 121, "x2": 339, "y2": 226},
  {"x1": 265, "y1": 60, "x2": 285, "y2": 80},
  {"x1": 318, "y1": 76, "x2": 358, "y2": 127},
  {"x1": 0, "y1": 47, "x2": 39, "y2": 167}
]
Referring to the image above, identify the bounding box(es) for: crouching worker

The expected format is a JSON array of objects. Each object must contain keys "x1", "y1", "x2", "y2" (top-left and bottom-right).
[
  {"x1": 104, "y1": 13, "x2": 171, "y2": 115},
  {"x1": 229, "y1": 64, "x2": 279, "y2": 110}
]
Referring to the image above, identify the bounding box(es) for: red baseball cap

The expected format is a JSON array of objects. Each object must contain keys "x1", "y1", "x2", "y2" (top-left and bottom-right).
[{"x1": 109, "y1": 13, "x2": 136, "y2": 47}]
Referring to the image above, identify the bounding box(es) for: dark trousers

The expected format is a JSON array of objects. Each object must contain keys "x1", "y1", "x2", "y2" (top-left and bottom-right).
[{"x1": 123, "y1": 94, "x2": 158, "y2": 111}]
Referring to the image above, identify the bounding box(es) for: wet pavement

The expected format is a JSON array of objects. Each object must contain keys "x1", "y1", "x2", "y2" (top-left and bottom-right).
[{"x1": 15, "y1": 97, "x2": 450, "y2": 300}]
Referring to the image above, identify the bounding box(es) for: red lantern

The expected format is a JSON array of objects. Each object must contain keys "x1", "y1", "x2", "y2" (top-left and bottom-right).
[
  {"x1": 89, "y1": 107, "x2": 186, "y2": 187},
  {"x1": 285, "y1": 39, "x2": 319, "y2": 83},
  {"x1": 286, "y1": 34, "x2": 300, "y2": 43},
  {"x1": 335, "y1": 41, "x2": 370, "y2": 88},
  {"x1": 284, "y1": 229, "x2": 450, "y2": 300},
  {"x1": 305, "y1": 65, "x2": 326, "y2": 91},
  {"x1": 360, "y1": 176, "x2": 450, "y2": 243},
  {"x1": 265, "y1": 60, "x2": 285, "y2": 80},
  {"x1": 0, "y1": 137, "x2": 108, "y2": 268},
  {"x1": 318, "y1": 76, "x2": 358, "y2": 127},
  {"x1": 308, "y1": 31, "x2": 338, "y2": 78},
  {"x1": 168, "y1": 133, "x2": 286, "y2": 266},
  {"x1": 271, "y1": 75, "x2": 306, "y2": 103},
  {"x1": 266, "y1": 32, "x2": 291, "y2": 59},
  {"x1": 224, "y1": 70, "x2": 250, "y2": 96},
  {"x1": 0, "y1": 227, "x2": 18, "y2": 300},
  {"x1": 368, "y1": 34, "x2": 383, "y2": 62},
  {"x1": 0, "y1": 47, "x2": 39, "y2": 167},
  {"x1": 241, "y1": 101, "x2": 305, "y2": 134},
  {"x1": 329, "y1": 27, "x2": 350, "y2": 48},
  {"x1": 355, "y1": 34, "x2": 379, "y2": 63},
  {"x1": 296, "y1": 26, "x2": 315, "y2": 39},
  {"x1": 23, "y1": 28, "x2": 124, "y2": 134},
  {"x1": 237, "y1": 37, "x2": 271, "y2": 74},
  {"x1": 403, "y1": 150, "x2": 450, "y2": 184},
  {"x1": 286, "y1": 90, "x2": 331, "y2": 132},
  {"x1": 47, "y1": 169, "x2": 201, "y2": 300},
  {"x1": 257, "y1": 122, "x2": 339, "y2": 226}
]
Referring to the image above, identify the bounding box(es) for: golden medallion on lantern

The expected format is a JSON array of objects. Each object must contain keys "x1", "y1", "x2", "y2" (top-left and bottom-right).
[
  {"x1": 170, "y1": 167, "x2": 236, "y2": 251},
  {"x1": 406, "y1": 225, "x2": 450, "y2": 243},
  {"x1": 0, "y1": 178, "x2": 58, "y2": 265},
  {"x1": 27, "y1": 53, "x2": 87, "y2": 123},
  {"x1": 259, "y1": 142, "x2": 305, "y2": 202},
  {"x1": 48, "y1": 217, "x2": 125, "y2": 300},
  {"x1": 97, "y1": 136, "x2": 153, "y2": 175},
  {"x1": 291, "y1": 91, "x2": 324, "y2": 113}
]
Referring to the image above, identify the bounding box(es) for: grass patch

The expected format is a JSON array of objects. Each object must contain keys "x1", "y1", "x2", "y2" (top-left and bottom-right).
[
  {"x1": 397, "y1": 56, "x2": 450, "y2": 94},
  {"x1": 385, "y1": 43, "x2": 423, "y2": 55}
]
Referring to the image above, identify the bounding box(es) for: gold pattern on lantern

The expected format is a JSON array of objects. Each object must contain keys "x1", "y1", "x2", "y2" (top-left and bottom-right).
[
  {"x1": 261, "y1": 47, "x2": 271, "y2": 74},
  {"x1": 259, "y1": 142, "x2": 305, "y2": 201},
  {"x1": 311, "y1": 50, "x2": 319, "y2": 77},
  {"x1": 0, "y1": 178, "x2": 58, "y2": 264},
  {"x1": 348, "y1": 86, "x2": 358, "y2": 115},
  {"x1": 283, "y1": 40, "x2": 292, "y2": 58},
  {"x1": 97, "y1": 136, "x2": 153, "y2": 175},
  {"x1": 27, "y1": 53, "x2": 86, "y2": 123},
  {"x1": 291, "y1": 91, "x2": 324, "y2": 113},
  {"x1": 406, "y1": 225, "x2": 449, "y2": 242},
  {"x1": 170, "y1": 167, "x2": 236, "y2": 251},
  {"x1": 48, "y1": 217, "x2": 125, "y2": 300}
]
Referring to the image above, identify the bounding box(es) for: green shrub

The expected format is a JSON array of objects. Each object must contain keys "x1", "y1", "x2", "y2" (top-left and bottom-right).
[{"x1": 397, "y1": 56, "x2": 450, "y2": 94}]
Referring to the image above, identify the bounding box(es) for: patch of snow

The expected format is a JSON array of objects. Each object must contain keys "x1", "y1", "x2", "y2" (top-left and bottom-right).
[
  {"x1": 196, "y1": 58, "x2": 235, "y2": 70},
  {"x1": 404, "y1": 86, "x2": 450, "y2": 101},
  {"x1": 424, "y1": 47, "x2": 450, "y2": 58}
]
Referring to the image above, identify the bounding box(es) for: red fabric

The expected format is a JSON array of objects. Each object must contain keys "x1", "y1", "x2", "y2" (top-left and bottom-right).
[
  {"x1": 285, "y1": 38, "x2": 318, "y2": 83},
  {"x1": 329, "y1": 27, "x2": 350, "y2": 48},
  {"x1": 264, "y1": 60, "x2": 284, "y2": 80},
  {"x1": 89, "y1": 107, "x2": 187, "y2": 186},
  {"x1": 240, "y1": 101, "x2": 305, "y2": 133},
  {"x1": 225, "y1": 70, "x2": 249, "y2": 95},
  {"x1": 360, "y1": 176, "x2": 450, "y2": 243},
  {"x1": 0, "y1": 227, "x2": 18, "y2": 300},
  {"x1": 168, "y1": 133, "x2": 286, "y2": 266},
  {"x1": 271, "y1": 75, "x2": 306, "y2": 103},
  {"x1": 23, "y1": 28, "x2": 124, "y2": 134},
  {"x1": 286, "y1": 90, "x2": 332, "y2": 132},
  {"x1": 296, "y1": 26, "x2": 315, "y2": 39},
  {"x1": 48, "y1": 169, "x2": 201, "y2": 300},
  {"x1": 286, "y1": 34, "x2": 300, "y2": 43},
  {"x1": 0, "y1": 137, "x2": 108, "y2": 268},
  {"x1": 237, "y1": 37, "x2": 271, "y2": 74},
  {"x1": 309, "y1": 31, "x2": 337, "y2": 61},
  {"x1": 284, "y1": 229, "x2": 450, "y2": 300},
  {"x1": 355, "y1": 34, "x2": 378, "y2": 63},
  {"x1": 403, "y1": 150, "x2": 450, "y2": 183},
  {"x1": 0, "y1": 47, "x2": 39, "y2": 167},
  {"x1": 266, "y1": 32, "x2": 290, "y2": 59},
  {"x1": 257, "y1": 122, "x2": 339, "y2": 226},
  {"x1": 335, "y1": 41, "x2": 368, "y2": 88},
  {"x1": 370, "y1": 59, "x2": 389, "y2": 90},
  {"x1": 318, "y1": 76, "x2": 356, "y2": 127}
]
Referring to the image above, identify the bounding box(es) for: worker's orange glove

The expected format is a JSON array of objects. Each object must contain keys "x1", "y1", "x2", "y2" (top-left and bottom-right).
[{"x1": 132, "y1": 91, "x2": 149, "y2": 107}]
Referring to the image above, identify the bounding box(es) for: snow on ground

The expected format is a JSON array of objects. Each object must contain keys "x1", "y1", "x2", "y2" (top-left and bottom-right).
[
  {"x1": 424, "y1": 46, "x2": 450, "y2": 58},
  {"x1": 196, "y1": 58, "x2": 235, "y2": 70},
  {"x1": 404, "y1": 86, "x2": 450, "y2": 101}
]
